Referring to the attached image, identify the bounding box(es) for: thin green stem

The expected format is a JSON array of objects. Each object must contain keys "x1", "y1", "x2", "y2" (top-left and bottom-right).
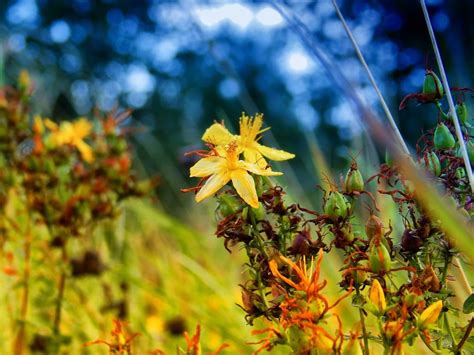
[
  {"x1": 444, "y1": 312, "x2": 457, "y2": 348},
  {"x1": 356, "y1": 286, "x2": 370, "y2": 355},
  {"x1": 13, "y1": 229, "x2": 32, "y2": 355},
  {"x1": 421, "y1": 333, "x2": 441, "y2": 354},
  {"x1": 456, "y1": 317, "x2": 474, "y2": 353},
  {"x1": 53, "y1": 245, "x2": 68, "y2": 337},
  {"x1": 332, "y1": 0, "x2": 410, "y2": 156}
]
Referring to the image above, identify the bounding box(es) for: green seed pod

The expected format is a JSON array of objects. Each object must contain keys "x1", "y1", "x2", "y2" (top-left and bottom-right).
[
  {"x1": 423, "y1": 152, "x2": 441, "y2": 177},
  {"x1": 217, "y1": 194, "x2": 241, "y2": 217},
  {"x1": 324, "y1": 191, "x2": 350, "y2": 221},
  {"x1": 422, "y1": 70, "x2": 444, "y2": 99},
  {"x1": 353, "y1": 267, "x2": 367, "y2": 287},
  {"x1": 368, "y1": 243, "x2": 391, "y2": 273},
  {"x1": 251, "y1": 202, "x2": 265, "y2": 221},
  {"x1": 344, "y1": 166, "x2": 364, "y2": 193},
  {"x1": 365, "y1": 214, "x2": 383, "y2": 240},
  {"x1": 468, "y1": 141, "x2": 474, "y2": 165},
  {"x1": 456, "y1": 167, "x2": 466, "y2": 180},
  {"x1": 434, "y1": 123, "x2": 455, "y2": 150},
  {"x1": 456, "y1": 102, "x2": 468, "y2": 125},
  {"x1": 456, "y1": 141, "x2": 474, "y2": 165}
]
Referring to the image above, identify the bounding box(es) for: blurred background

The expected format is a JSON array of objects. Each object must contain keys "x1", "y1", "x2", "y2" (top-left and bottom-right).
[
  {"x1": 1, "y1": 0, "x2": 473, "y2": 215},
  {"x1": 1, "y1": 1, "x2": 473, "y2": 352}
]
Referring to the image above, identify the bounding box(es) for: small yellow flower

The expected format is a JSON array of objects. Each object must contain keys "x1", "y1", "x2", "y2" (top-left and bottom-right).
[
  {"x1": 202, "y1": 113, "x2": 295, "y2": 168},
  {"x1": 45, "y1": 118, "x2": 94, "y2": 162},
  {"x1": 18, "y1": 70, "x2": 31, "y2": 91},
  {"x1": 418, "y1": 300, "x2": 443, "y2": 328},
  {"x1": 32, "y1": 115, "x2": 44, "y2": 134},
  {"x1": 189, "y1": 143, "x2": 281, "y2": 208},
  {"x1": 369, "y1": 279, "x2": 386, "y2": 315}
]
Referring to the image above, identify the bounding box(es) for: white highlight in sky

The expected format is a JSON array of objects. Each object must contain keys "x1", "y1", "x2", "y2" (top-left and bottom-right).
[
  {"x1": 50, "y1": 20, "x2": 71, "y2": 43},
  {"x1": 194, "y1": 4, "x2": 253, "y2": 30},
  {"x1": 255, "y1": 6, "x2": 283, "y2": 27},
  {"x1": 125, "y1": 64, "x2": 155, "y2": 93},
  {"x1": 286, "y1": 50, "x2": 312, "y2": 74}
]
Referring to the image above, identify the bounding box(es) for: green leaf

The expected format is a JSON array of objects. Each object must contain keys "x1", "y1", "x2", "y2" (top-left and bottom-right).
[{"x1": 463, "y1": 294, "x2": 474, "y2": 314}]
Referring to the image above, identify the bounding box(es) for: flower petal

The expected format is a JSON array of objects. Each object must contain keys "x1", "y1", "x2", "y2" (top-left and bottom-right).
[
  {"x1": 74, "y1": 118, "x2": 93, "y2": 139},
  {"x1": 190, "y1": 157, "x2": 225, "y2": 177},
  {"x1": 369, "y1": 279, "x2": 386, "y2": 314},
  {"x1": 243, "y1": 148, "x2": 268, "y2": 168},
  {"x1": 239, "y1": 161, "x2": 282, "y2": 177},
  {"x1": 44, "y1": 118, "x2": 59, "y2": 131},
  {"x1": 230, "y1": 169, "x2": 259, "y2": 208},
  {"x1": 419, "y1": 300, "x2": 443, "y2": 328},
  {"x1": 255, "y1": 143, "x2": 295, "y2": 161},
  {"x1": 76, "y1": 140, "x2": 94, "y2": 163},
  {"x1": 195, "y1": 172, "x2": 230, "y2": 203},
  {"x1": 202, "y1": 123, "x2": 234, "y2": 146}
]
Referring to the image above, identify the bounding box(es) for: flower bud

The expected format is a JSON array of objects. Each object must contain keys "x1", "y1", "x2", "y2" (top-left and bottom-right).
[
  {"x1": 353, "y1": 268, "x2": 367, "y2": 287},
  {"x1": 368, "y1": 243, "x2": 391, "y2": 273},
  {"x1": 421, "y1": 265, "x2": 441, "y2": 293},
  {"x1": 423, "y1": 152, "x2": 441, "y2": 177},
  {"x1": 456, "y1": 102, "x2": 468, "y2": 125},
  {"x1": 369, "y1": 279, "x2": 387, "y2": 315},
  {"x1": 324, "y1": 191, "x2": 350, "y2": 221},
  {"x1": 456, "y1": 167, "x2": 466, "y2": 180},
  {"x1": 385, "y1": 150, "x2": 394, "y2": 167},
  {"x1": 251, "y1": 202, "x2": 265, "y2": 221},
  {"x1": 365, "y1": 214, "x2": 383, "y2": 240},
  {"x1": 418, "y1": 300, "x2": 443, "y2": 328},
  {"x1": 18, "y1": 70, "x2": 32, "y2": 94},
  {"x1": 400, "y1": 229, "x2": 422, "y2": 253},
  {"x1": 422, "y1": 70, "x2": 444, "y2": 99},
  {"x1": 434, "y1": 123, "x2": 455, "y2": 150},
  {"x1": 344, "y1": 166, "x2": 364, "y2": 193},
  {"x1": 217, "y1": 194, "x2": 241, "y2": 217}
]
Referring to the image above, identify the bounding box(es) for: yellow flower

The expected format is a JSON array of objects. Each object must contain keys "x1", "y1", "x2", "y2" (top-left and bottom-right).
[
  {"x1": 369, "y1": 279, "x2": 386, "y2": 315},
  {"x1": 45, "y1": 118, "x2": 94, "y2": 162},
  {"x1": 189, "y1": 143, "x2": 281, "y2": 208},
  {"x1": 202, "y1": 113, "x2": 295, "y2": 168},
  {"x1": 418, "y1": 300, "x2": 442, "y2": 328},
  {"x1": 32, "y1": 115, "x2": 44, "y2": 134}
]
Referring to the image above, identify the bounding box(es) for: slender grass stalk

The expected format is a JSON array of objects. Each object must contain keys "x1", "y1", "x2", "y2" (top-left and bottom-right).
[
  {"x1": 355, "y1": 286, "x2": 369, "y2": 355},
  {"x1": 53, "y1": 244, "x2": 68, "y2": 344},
  {"x1": 331, "y1": 0, "x2": 410, "y2": 156},
  {"x1": 13, "y1": 227, "x2": 31, "y2": 355},
  {"x1": 419, "y1": 0, "x2": 474, "y2": 194}
]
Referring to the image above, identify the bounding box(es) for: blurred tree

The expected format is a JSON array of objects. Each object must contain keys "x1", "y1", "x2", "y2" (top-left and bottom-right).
[{"x1": 1, "y1": 0, "x2": 473, "y2": 214}]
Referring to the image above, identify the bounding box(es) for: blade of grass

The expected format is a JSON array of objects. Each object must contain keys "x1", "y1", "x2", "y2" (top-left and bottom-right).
[
  {"x1": 304, "y1": 132, "x2": 333, "y2": 190},
  {"x1": 331, "y1": 0, "x2": 410, "y2": 156}
]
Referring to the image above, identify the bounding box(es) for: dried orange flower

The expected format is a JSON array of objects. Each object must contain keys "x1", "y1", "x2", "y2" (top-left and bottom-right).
[{"x1": 84, "y1": 319, "x2": 139, "y2": 354}]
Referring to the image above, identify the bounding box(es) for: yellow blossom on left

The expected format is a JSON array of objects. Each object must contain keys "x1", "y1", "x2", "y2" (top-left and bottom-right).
[
  {"x1": 44, "y1": 118, "x2": 94, "y2": 162},
  {"x1": 189, "y1": 142, "x2": 281, "y2": 208}
]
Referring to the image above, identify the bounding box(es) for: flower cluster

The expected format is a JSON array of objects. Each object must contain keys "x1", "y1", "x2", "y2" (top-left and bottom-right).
[
  {"x1": 184, "y1": 87, "x2": 473, "y2": 354},
  {"x1": 0, "y1": 72, "x2": 151, "y2": 354}
]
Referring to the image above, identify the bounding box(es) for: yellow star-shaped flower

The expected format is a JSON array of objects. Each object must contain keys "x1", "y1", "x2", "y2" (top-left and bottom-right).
[
  {"x1": 189, "y1": 143, "x2": 282, "y2": 208},
  {"x1": 44, "y1": 118, "x2": 94, "y2": 162},
  {"x1": 202, "y1": 113, "x2": 295, "y2": 168}
]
